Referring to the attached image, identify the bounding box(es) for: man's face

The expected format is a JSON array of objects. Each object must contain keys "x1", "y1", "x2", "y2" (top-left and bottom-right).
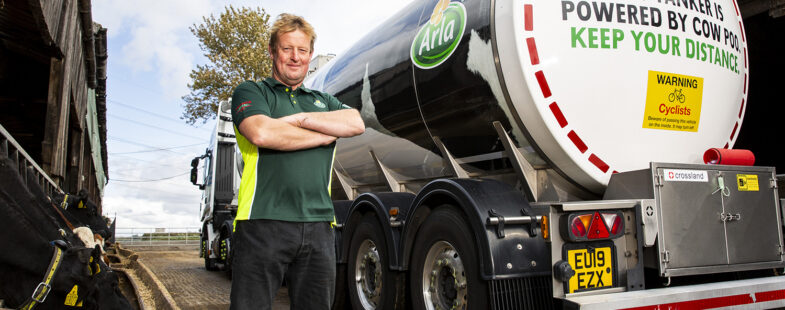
[{"x1": 270, "y1": 29, "x2": 313, "y2": 88}]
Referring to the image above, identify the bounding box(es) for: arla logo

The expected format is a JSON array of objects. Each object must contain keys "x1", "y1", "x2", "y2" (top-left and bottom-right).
[{"x1": 410, "y1": 0, "x2": 467, "y2": 69}]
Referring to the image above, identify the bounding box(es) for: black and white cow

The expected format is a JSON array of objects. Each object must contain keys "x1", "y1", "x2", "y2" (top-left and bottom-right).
[
  {"x1": 0, "y1": 155, "x2": 132, "y2": 310},
  {"x1": 51, "y1": 189, "x2": 113, "y2": 241}
]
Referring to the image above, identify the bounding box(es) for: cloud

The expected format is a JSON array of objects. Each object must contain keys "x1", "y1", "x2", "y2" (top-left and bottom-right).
[
  {"x1": 104, "y1": 195, "x2": 200, "y2": 228},
  {"x1": 103, "y1": 152, "x2": 204, "y2": 229},
  {"x1": 92, "y1": 0, "x2": 415, "y2": 99},
  {"x1": 93, "y1": 0, "x2": 213, "y2": 99}
]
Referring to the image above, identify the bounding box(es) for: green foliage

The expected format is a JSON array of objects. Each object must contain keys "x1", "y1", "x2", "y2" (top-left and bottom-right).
[{"x1": 182, "y1": 6, "x2": 272, "y2": 124}]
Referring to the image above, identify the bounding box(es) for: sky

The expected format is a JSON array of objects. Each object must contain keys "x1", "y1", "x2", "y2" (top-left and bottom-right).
[{"x1": 92, "y1": 0, "x2": 414, "y2": 229}]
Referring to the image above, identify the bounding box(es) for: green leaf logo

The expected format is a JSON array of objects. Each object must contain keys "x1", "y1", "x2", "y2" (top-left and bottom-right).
[{"x1": 411, "y1": 2, "x2": 467, "y2": 69}]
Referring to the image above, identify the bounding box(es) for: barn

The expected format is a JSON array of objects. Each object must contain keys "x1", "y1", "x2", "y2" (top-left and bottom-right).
[{"x1": 0, "y1": 0, "x2": 108, "y2": 206}]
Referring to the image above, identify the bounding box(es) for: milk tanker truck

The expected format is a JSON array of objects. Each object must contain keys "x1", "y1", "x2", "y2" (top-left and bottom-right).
[{"x1": 194, "y1": 0, "x2": 785, "y2": 308}]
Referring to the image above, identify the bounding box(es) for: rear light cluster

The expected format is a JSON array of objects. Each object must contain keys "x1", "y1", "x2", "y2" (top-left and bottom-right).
[{"x1": 565, "y1": 211, "x2": 624, "y2": 241}]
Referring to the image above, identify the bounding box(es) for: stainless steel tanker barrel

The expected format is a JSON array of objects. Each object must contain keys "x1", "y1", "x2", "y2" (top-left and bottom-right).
[{"x1": 306, "y1": 0, "x2": 749, "y2": 199}]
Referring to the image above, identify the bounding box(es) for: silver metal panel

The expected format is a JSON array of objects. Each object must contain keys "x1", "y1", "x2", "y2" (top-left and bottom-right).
[
  {"x1": 722, "y1": 169, "x2": 783, "y2": 264},
  {"x1": 651, "y1": 163, "x2": 785, "y2": 277},
  {"x1": 566, "y1": 287, "x2": 625, "y2": 298},
  {"x1": 603, "y1": 169, "x2": 655, "y2": 200},
  {"x1": 654, "y1": 165, "x2": 728, "y2": 272},
  {"x1": 556, "y1": 200, "x2": 640, "y2": 211}
]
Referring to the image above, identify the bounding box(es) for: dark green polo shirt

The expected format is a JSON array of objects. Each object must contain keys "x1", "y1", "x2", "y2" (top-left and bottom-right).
[{"x1": 230, "y1": 78, "x2": 349, "y2": 223}]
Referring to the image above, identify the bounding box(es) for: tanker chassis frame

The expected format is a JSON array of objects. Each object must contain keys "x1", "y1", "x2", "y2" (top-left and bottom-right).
[{"x1": 327, "y1": 120, "x2": 785, "y2": 309}]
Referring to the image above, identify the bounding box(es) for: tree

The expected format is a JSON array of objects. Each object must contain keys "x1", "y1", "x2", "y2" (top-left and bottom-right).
[{"x1": 182, "y1": 6, "x2": 272, "y2": 124}]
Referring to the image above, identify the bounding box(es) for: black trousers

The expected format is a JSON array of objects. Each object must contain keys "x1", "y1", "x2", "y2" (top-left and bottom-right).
[{"x1": 229, "y1": 219, "x2": 336, "y2": 310}]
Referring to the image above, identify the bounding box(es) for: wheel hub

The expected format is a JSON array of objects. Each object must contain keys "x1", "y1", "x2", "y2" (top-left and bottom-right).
[
  {"x1": 354, "y1": 239, "x2": 382, "y2": 309},
  {"x1": 220, "y1": 238, "x2": 230, "y2": 261},
  {"x1": 422, "y1": 241, "x2": 467, "y2": 310}
]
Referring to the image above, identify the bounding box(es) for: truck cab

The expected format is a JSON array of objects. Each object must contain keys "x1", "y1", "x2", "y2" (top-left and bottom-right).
[{"x1": 190, "y1": 101, "x2": 239, "y2": 273}]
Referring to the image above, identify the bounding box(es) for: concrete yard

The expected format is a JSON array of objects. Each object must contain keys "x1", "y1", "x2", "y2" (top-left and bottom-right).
[{"x1": 133, "y1": 248, "x2": 290, "y2": 310}]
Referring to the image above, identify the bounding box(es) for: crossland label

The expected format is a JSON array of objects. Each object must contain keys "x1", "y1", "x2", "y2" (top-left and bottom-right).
[
  {"x1": 410, "y1": 0, "x2": 466, "y2": 69},
  {"x1": 663, "y1": 169, "x2": 708, "y2": 182}
]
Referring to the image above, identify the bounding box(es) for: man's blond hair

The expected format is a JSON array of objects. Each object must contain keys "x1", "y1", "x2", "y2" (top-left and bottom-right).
[{"x1": 269, "y1": 13, "x2": 316, "y2": 52}]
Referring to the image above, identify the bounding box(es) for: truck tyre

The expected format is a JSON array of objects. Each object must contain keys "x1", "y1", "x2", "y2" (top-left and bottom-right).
[
  {"x1": 219, "y1": 228, "x2": 232, "y2": 278},
  {"x1": 348, "y1": 213, "x2": 397, "y2": 310},
  {"x1": 409, "y1": 206, "x2": 487, "y2": 310},
  {"x1": 203, "y1": 238, "x2": 218, "y2": 271}
]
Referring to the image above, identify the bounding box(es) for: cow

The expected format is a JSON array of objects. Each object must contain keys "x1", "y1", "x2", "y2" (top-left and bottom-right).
[
  {"x1": 51, "y1": 188, "x2": 113, "y2": 241},
  {"x1": 22, "y1": 167, "x2": 112, "y2": 261},
  {"x1": 21, "y1": 163, "x2": 112, "y2": 243},
  {"x1": 0, "y1": 155, "x2": 132, "y2": 309},
  {"x1": 0, "y1": 206, "x2": 130, "y2": 309}
]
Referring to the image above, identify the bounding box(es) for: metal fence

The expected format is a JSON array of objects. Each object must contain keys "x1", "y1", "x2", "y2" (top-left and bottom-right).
[
  {"x1": 0, "y1": 123, "x2": 62, "y2": 197},
  {"x1": 115, "y1": 227, "x2": 200, "y2": 246}
]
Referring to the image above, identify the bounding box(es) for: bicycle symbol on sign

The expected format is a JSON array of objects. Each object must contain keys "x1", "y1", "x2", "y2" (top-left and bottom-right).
[{"x1": 668, "y1": 88, "x2": 686, "y2": 103}]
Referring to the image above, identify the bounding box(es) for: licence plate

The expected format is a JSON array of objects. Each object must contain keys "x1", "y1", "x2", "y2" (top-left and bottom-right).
[{"x1": 565, "y1": 243, "x2": 615, "y2": 293}]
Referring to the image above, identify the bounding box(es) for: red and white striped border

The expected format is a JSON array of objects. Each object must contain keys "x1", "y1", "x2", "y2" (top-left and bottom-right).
[
  {"x1": 726, "y1": 0, "x2": 748, "y2": 149},
  {"x1": 523, "y1": 3, "x2": 614, "y2": 174}
]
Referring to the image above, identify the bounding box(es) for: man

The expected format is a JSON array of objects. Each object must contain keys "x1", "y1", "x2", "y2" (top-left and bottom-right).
[{"x1": 229, "y1": 13, "x2": 364, "y2": 310}]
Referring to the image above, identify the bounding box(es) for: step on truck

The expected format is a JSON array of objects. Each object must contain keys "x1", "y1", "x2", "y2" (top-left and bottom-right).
[
  {"x1": 190, "y1": 103, "x2": 239, "y2": 275},
  {"x1": 303, "y1": 0, "x2": 785, "y2": 309}
]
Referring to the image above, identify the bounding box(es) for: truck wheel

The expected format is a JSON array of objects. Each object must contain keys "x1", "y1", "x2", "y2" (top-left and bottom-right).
[
  {"x1": 220, "y1": 229, "x2": 232, "y2": 277},
  {"x1": 409, "y1": 206, "x2": 487, "y2": 310},
  {"x1": 203, "y1": 238, "x2": 218, "y2": 271},
  {"x1": 348, "y1": 213, "x2": 396, "y2": 309}
]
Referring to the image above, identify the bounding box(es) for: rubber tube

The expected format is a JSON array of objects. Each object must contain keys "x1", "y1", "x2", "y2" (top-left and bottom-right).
[{"x1": 703, "y1": 148, "x2": 755, "y2": 166}]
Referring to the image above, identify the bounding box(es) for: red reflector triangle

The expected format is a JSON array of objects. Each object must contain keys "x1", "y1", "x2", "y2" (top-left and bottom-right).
[{"x1": 587, "y1": 212, "x2": 610, "y2": 239}]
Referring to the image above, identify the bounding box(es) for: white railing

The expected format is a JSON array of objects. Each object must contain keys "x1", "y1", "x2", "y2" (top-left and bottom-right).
[
  {"x1": 115, "y1": 227, "x2": 200, "y2": 246},
  {"x1": 0, "y1": 123, "x2": 62, "y2": 197}
]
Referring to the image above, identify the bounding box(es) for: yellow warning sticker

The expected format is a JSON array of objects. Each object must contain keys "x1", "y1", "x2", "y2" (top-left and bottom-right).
[
  {"x1": 65, "y1": 285, "x2": 78, "y2": 306},
  {"x1": 737, "y1": 174, "x2": 759, "y2": 191},
  {"x1": 642, "y1": 71, "x2": 704, "y2": 132}
]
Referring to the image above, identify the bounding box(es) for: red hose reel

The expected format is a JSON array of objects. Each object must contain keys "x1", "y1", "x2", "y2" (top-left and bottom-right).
[{"x1": 703, "y1": 148, "x2": 755, "y2": 166}]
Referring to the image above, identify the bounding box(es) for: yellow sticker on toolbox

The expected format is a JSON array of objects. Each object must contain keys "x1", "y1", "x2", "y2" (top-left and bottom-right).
[
  {"x1": 737, "y1": 174, "x2": 759, "y2": 191},
  {"x1": 568, "y1": 247, "x2": 613, "y2": 293},
  {"x1": 642, "y1": 71, "x2": 704, "y2": 132}
]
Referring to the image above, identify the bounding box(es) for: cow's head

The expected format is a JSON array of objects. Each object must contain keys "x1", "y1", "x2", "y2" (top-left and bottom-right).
[
  {"x1": 38, "y1": 243, "x2": 131, "y2": 310},
  {"x1": 54, "y1": 190, "x2": 112, "y2": 240}
]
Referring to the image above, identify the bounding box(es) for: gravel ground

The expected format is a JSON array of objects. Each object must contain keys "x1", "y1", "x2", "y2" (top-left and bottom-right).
[{"x1": 135, "y1": 250, "x2": 290, "y2": 310}]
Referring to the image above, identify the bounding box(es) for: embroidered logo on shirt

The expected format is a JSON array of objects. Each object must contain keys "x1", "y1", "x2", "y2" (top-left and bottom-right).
[
  {"x1": 314, "y1": 100, "x2": 326, "y2": 108},
  {"x1": 236, "y1": 101, "x2": 252, "y2": 112}
]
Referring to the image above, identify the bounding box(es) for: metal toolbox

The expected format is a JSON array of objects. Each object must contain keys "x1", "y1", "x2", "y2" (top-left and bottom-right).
[{"x1": 605, "y1": 163, "x2": 785, "y2": 277}]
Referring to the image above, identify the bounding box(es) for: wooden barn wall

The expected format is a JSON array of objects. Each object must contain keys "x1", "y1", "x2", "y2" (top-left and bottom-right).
[
  {"x1": 36, "y1": 0, "x2": 102, "y2": 202},
  {"x1": 41, "y1": 0, "x2": 65, "y2": 50}
]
